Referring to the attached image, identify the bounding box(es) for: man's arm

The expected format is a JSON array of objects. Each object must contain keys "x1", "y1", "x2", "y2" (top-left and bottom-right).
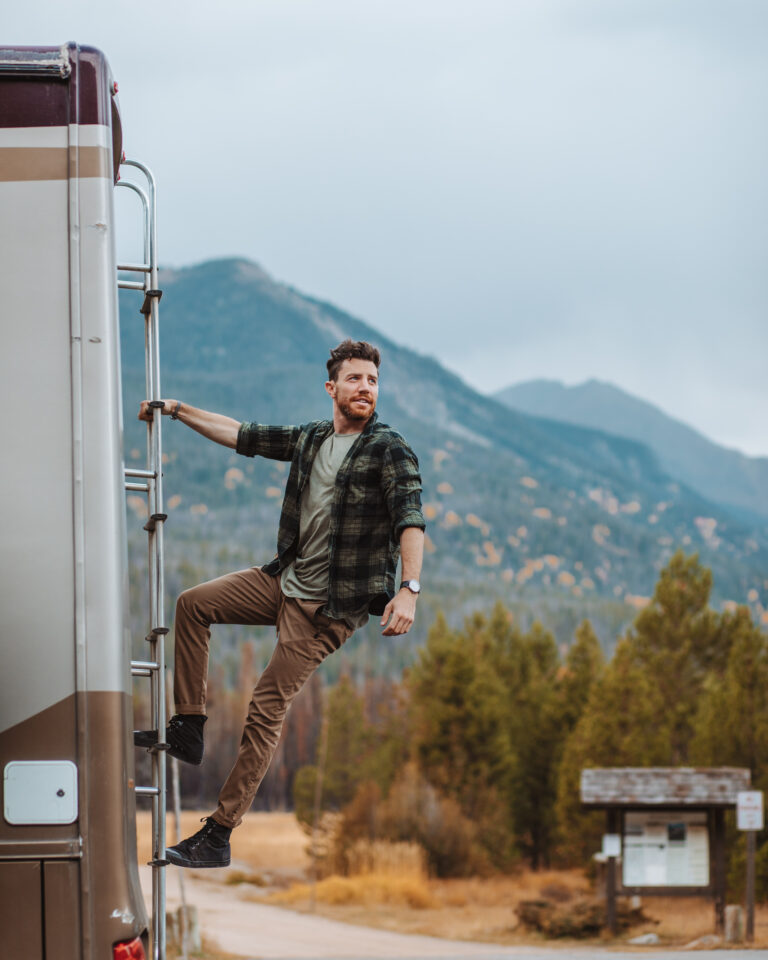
[
  {"x1": 138, "y1": 400, "x2": 240, "y2": 449},
  {"x1": 381, "y1": 526, "x2": 424, "y2": 637}
]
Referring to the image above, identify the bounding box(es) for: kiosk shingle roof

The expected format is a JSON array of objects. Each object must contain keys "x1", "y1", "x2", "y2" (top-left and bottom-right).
[{"x1": 581, "y1": 767, "x2": 750, "y2": 808}]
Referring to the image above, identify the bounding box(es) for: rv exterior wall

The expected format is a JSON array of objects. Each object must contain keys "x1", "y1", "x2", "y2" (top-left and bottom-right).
[{"x1": 0, "y1": 43, "x2": 147, "y2": 956}]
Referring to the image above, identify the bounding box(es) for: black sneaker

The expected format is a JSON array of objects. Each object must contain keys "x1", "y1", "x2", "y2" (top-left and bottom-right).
[
  {"x1": 166, "y1": 817, "x2": 231, "y2": 868},
  {"x1": 133, "y1": 714, "x2": 207, "y2": 765}
]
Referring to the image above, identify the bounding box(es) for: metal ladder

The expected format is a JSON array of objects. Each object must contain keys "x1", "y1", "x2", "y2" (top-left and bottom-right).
[{"x1": 118, "y1": 159, "x2": 168, "y2": 960}]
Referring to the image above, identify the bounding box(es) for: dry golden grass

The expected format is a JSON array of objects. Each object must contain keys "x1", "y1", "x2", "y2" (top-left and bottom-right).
[
  {"x1": 266, "y1": 839, "x2": 435, "y2": 909},
  {"x1": 431, "y1": 870, "x2": 589, "y2": 910},
  {"x1": 346, "y1": 840, "x2": 427, "y2": 879},
  {"x1": 270, "y1": 873, "x2": 437, "y2": 909},
  {"x1": 224, "y1": 870, "x2": 267, "y2": 887},
  {"x1": 627, "y1": 895, "x2": 768, "y2": 947}
]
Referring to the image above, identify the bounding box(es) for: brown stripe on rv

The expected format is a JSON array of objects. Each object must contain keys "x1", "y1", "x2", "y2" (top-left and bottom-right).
[
  {"x1": 0, "y1": 691, "x2": 147, "y2": 951},
  {"x1": 0, "y1": 146, "x2": 110, "y2": 180}
]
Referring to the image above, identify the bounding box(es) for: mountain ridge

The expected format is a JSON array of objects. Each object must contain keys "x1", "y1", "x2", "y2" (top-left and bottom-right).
[{"x1": 495, "y1": 378, "x2": 768, "y2": 520}]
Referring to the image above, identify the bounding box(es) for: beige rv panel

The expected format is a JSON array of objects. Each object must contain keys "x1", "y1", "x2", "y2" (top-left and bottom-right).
[
  {"x1": 0, "y1": 125, "x2": 128, "y2": 737},
  {"x1": 0, "y1": 174, "x2": 75, "y2": 733}
]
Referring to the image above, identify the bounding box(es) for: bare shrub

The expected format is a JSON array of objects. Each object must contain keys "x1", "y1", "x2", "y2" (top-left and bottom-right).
[
  {"x1": 538, "y1": 881, "x2": 574, "y2": 903},
  {"x1": 324, "y1": 765, "x2": 488, "y2": 878}
]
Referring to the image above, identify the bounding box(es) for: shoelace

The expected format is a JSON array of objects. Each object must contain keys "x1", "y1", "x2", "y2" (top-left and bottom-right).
[{"x1": 187, "y1": 818, "x2": 214, "y2": 848}]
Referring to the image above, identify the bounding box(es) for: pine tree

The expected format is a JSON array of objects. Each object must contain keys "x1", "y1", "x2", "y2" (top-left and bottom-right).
[
  {"x1": 408, "y1": 609, "x2": 516, "y2": 867},
  {"x1": 626, "y1": 550, "x2": 721, "y2": 762},
  {"x1": 690, "y1": 608, "x2": 768, "y2": 898},
  {"x1": 555, "y1": 638, "x2": 670, "y2": 863},
  {"x1": 691, "y1": 606, "x2": 768, "y2": 785},
  {"x1": 558, "y1": 619, "x2": 605, "y2": 732},
  {"x1": 501, "y1": 620, "x2": 564, "y2": 868},
  {"x1": 409, "y1": 611, "x2": 514, "y2": 807},
  {"x1": 322, "y1": 675, "x2": 371, "y2": 808}
]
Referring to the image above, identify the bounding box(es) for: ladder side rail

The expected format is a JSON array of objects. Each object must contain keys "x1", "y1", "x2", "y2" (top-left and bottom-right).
[
  {"x1": 119, "y1": 158, "x2": 167, "y2": 960},
  {"x1": 115, "y1": 179, "x2": 150, "y2": 276},
  {"x1": 129, "y1": 158, "x2": 168, "y2": 960},
  {"x1": 144, "y1": 347, "x2": 164, "y2": 960},
  {"x1": 150, "y1": 303, "x2": 169, "y2": 960},
  {"x1": 147, "y1": 166, "x2": 168, "y2": 960}
]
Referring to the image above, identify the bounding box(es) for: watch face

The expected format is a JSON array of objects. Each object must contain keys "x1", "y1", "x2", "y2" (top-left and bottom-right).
[{"x1": 405, "y1": 579, "x2": 421, "y2": 594}]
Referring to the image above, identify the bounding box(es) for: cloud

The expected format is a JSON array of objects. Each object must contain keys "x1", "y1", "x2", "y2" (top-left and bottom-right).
[{"x1": 7, "y1": 0, "x2": 768, "y2": 454}]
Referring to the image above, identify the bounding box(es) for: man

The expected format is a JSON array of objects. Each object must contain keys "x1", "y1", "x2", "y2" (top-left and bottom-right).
[{"x1": 135, "y1": 339, "x2": 425, "y2": 867}]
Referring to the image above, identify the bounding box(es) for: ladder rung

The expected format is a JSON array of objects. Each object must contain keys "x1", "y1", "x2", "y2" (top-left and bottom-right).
[
  {"x1": 135, "y1": 786, "x2": 160, "y2": 797},
  {"x1": 119, "y1": 279, "x2": 145, "y2": 291},
  {"x1": 143, "y1": 513, "x2": 167, "y2": 532},
  {"x1": 148, "y1": 858, "x2": 169, "y2": 867},
  {"x1": 146, "y1": 627, "x2": 169, "y2": 639},
  {"x1": 125, "y1": 468, "x2": 156, "y2": 480},
  {"x1": 125, "y1": 481, "x2": 149, "y2": 493},
  {"x1": 131, "y1": 659, "x2": 159, "y2": 676},
  {"x1": 118, "y1": 262, "x2": 151, "y2": 273}
]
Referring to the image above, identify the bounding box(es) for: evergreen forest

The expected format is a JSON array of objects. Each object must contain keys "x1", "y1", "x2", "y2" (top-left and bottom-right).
[{"x1": 134, "y1": 551, "x2": 768, "y2": 899}]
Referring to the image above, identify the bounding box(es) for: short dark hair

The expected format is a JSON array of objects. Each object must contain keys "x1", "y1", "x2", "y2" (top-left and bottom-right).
[{"x1": 326, "y1": 339, "x2": 381, "y2": 381}]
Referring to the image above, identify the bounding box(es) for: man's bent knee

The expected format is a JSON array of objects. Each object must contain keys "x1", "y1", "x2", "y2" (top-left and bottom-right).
[{"x1": 176, "y1": 585, "x2": 208, "y2": 621}]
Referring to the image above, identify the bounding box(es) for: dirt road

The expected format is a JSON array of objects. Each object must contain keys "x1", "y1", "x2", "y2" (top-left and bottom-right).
[{"x1": 141, "y1": 867, "x2": 755, "y2": 960}]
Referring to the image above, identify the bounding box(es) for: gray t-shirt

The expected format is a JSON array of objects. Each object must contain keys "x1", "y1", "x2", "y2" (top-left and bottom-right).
[{"x1": 281, "y1": 432, "x2": 369, "y2": 631}]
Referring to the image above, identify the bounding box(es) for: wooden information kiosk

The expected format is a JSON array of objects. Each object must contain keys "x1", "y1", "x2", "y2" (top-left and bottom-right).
[{"x1": 581, "y1": 767, "x2": 751, "y2": 933}]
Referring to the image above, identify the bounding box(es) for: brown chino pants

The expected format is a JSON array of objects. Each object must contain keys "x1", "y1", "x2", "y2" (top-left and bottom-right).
[{"x1": 172, "y1": 566, "x2": 352, "y2": 828}]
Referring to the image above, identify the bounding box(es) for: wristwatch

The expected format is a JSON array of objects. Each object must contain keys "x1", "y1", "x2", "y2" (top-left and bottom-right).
[{"x1": 400, "y1": 579, "x2": 421, "y2": 595}]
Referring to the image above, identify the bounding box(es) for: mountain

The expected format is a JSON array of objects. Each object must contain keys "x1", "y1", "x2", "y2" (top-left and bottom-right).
[
  {"x1": 119, "y1": 259, "x2": 768, "y2": 668},
  {"x1": 495, "y1": 379, "x2": 768, "y2": 521}
]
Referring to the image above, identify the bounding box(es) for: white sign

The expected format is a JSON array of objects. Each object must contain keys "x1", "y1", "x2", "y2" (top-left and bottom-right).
[
  {"x1": 737, "y1": 791, "x2": 764, "y2": 831},
  {"x1": 623, "y1": 812, "x2": 709, "y2": 887},
  {"x1": 602, "y1": 833, "x2": 621, "y2": 857}
]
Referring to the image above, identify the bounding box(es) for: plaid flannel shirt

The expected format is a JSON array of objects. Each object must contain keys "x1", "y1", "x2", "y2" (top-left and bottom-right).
[{"x1": 236, "y1": 412, "x2": 425, "y2": 621}]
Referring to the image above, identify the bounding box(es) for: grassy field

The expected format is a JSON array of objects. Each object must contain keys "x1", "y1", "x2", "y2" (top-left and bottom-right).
[{"x1": 137, "y1": 810, "x2": 768, "y2": 948}]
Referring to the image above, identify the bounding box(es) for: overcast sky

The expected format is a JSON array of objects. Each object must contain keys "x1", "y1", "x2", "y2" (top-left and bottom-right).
[{"x1": 7, "y1": 0, "x2": 768, "y2": 455}]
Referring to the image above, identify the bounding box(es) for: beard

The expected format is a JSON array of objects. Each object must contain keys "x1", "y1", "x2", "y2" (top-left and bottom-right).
[{"x1": 338, "y1": 395, "x2": 376, "y2": 421}]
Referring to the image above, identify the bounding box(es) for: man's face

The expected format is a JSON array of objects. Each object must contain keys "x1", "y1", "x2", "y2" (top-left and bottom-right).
[{"x1": 326, "y1": 358, "x2": 379, "y2": 422}]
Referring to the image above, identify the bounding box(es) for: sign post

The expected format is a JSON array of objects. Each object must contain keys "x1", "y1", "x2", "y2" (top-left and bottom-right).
[
  {"x1": 736, "y1": 791, "x2": 764, "y2": 943},
  {"x1": 604, "y1": 812, "x2": 620, "y2": 935}
]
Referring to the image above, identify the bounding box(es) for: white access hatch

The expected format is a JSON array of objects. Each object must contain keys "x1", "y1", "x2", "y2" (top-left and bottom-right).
[{"x1": 3, "y1": 761, "x2": 78, "y2": 824}]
